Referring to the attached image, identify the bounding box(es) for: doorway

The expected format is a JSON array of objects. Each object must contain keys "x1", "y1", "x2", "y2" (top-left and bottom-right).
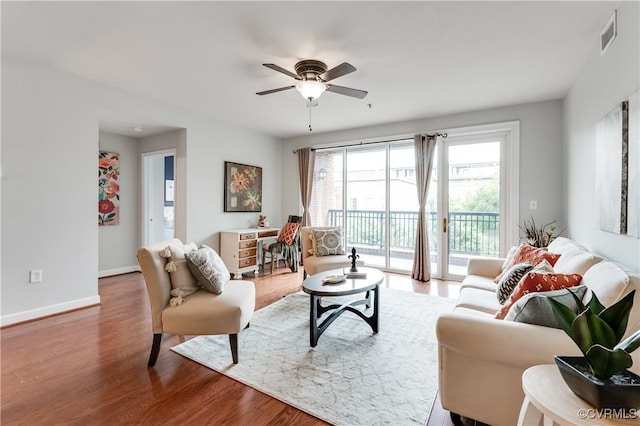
[
  {"x1": 429, "y1": 123, "x2": 518, "y2": 280},
  {"x1": 142, "y1": 149, "x2": 176, "y2": 246}
]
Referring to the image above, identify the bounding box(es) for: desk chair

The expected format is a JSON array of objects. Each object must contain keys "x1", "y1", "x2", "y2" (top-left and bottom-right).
[{"x1": 262, "y1": 215, "x2": 302, "y2": 273}]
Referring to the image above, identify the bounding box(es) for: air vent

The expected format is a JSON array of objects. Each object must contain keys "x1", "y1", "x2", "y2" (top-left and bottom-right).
[{"x1": 600, "y1": 9, "x2": 617, "y2": 56}]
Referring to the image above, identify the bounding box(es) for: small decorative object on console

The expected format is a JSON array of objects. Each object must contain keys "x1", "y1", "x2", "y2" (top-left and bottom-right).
[
  {"x1": 348, "y1": 247, "x2": 360, "y2": 272},
  {"x1": 257, "y1": 215, "x2": 267, "y2": 227},
  {"x1": 322, "y1": 274, "x2": 346, "y2": 284},
  {"x1": 343, "y1": 268, "x2": 367, "y2": 279}
]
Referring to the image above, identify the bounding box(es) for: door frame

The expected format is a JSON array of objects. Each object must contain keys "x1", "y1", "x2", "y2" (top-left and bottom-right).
[
  {"x1": 141, "y1": 149, "x2": 176, "y2": 247},
  {"x1": 435, "y1": 121, "x2": 519, "y2": 280}
]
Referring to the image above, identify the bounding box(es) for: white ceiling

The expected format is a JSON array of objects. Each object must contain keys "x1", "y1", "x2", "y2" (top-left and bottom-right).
[{"x1": 1, "y1": 1, "x2": 616, "y2": 139}]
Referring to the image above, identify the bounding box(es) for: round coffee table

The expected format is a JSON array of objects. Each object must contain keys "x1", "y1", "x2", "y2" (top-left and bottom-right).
[{"x1": 302, "y1": 267, "x2": 384, "y2": 347}]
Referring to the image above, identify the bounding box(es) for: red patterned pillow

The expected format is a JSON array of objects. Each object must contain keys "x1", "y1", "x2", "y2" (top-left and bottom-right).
[
  {"x1": 277, "y1": 222, "x2": 300, "y2": 245},
  {"x1": 494, "y1": 243, "x2": 561, "y2": 283},
  {"x1": 495, "y1": 272, "x2": 582, "y2": 319}
]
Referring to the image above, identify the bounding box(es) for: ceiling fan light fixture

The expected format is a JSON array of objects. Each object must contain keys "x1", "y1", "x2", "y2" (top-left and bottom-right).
[{"x1": 295, "y1": 80, "x2": 326, "y2": 100}]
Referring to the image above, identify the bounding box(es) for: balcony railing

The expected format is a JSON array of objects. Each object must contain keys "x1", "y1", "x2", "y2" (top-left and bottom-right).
[{"x1": 327, "y1": 209, "x2": 499, "y2": 257}]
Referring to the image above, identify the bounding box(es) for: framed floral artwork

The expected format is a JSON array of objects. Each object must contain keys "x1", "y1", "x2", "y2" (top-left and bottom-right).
[
  {"x1": 98, "y1": 151, "x2": 120, "y2": 225},
  {"x1": 224, "y1": 161, "x2": 262, "y2": 212}
]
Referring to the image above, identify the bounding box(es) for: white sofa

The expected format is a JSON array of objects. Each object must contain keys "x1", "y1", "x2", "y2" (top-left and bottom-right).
[
  {"x1": 300, "y1": 226, "x2": 365, "y2": 278},
  {"x1": 436, "y1": 237, "x2": 640, "y2": 426}
]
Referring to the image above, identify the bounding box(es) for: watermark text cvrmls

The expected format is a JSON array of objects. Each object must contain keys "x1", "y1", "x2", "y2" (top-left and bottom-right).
[{"x1": 577, "y1": 408, "x2": 638, "y2": 420}]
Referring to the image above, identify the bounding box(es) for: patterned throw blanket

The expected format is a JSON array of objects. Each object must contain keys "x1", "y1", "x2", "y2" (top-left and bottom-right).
[{"x1": 268, "y1": 241, "x2": 299, "y2": 272}]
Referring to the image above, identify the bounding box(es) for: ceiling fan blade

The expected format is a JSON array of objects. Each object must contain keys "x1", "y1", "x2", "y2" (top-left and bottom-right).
[
  {"x1": 326, "y1": 84, "x2": 368, "y2": 99},
  {"x1": 321, "y1": 62, "x2": 356, "y2": 82},
  {"x1": 263, "y1": 63, "x2": 299, "y2": 79},
  {"x1": 256, "y1": 86, "x2": 296, "y2": 96}
]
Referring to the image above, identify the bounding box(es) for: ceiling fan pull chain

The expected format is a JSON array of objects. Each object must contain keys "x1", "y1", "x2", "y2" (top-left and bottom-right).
[{"x1": 308, "y1": 106, "x2": 313, "y2": 132}]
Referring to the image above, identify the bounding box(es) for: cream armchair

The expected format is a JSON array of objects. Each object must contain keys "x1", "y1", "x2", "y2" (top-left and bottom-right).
[
  {"x1": 137, "y1": 238, "x2": 255, "y2": 366},
  {"x1": 300, "y1": 226, "x2": 364, "y2": 278}
]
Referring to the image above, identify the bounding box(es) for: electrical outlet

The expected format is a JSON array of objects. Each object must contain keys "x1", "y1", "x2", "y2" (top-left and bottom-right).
[
  {"x1": 29, "y1": 270, "x2": 42, "y2": 283},
  {"x1": 530, "y1": 200, "x2": 538, "y2": 210}
]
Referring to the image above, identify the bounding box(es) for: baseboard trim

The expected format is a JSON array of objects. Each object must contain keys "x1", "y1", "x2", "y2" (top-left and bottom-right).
[
  {"x1": 98, "y1": 265, "x2": 140, "y2": 278},
  {"x1": 0, "y1": 295, "x2": 101, "y2": 327}
]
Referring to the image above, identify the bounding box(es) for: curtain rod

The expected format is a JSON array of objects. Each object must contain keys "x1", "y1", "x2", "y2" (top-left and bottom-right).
[{"x1": 292, "y1": 133, "x2": 447, "y2": 154}]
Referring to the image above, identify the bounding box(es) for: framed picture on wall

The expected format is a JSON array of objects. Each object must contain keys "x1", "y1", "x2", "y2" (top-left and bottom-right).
[
  {"x1": 98, "y1": 151, "x2": 120, "y2": 226},
  {"x1": 224, "y1": 161, "x2": 262, "y2": 212}
]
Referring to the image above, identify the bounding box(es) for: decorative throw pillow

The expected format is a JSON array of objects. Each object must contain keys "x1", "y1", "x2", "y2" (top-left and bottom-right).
[
  {"x1": 504, "y1": 286, "x2": 588, "y2": 328},
  {"x1": 495, "y1": 269, "x2": 582, "y2": 319},
  {"x1": 496, "y1": 262, "x2": 534, "y2": 304},
  {"x1": 313, "y1": 227, "x2": 345, "y2": 256},
  {"x1": 308, "y1": 232, "x2": 317, "y2": 255},
  {"x1": 494, "y1": 243, "x2": 561, "y2": 283},
  {"x1": 185, "y1": 245, "x2": 230, "y2": 295},
  {"x1": 527, "y1": 259, "x2": 556, "y2": 274},
  {"x1": 159, "y1": 243, "x2": 200, "y2": 299},
  {"x1": 277, "y1": 222, "x2": 300, "y2": 245},
  {"x1": 501, "y1": 245, "x2": 519, "y2": 271}
]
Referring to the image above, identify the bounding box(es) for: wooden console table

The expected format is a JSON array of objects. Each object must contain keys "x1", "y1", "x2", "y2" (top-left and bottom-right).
[{"x1": 220, "y1": 227, "x2": 278, "y2": 278}]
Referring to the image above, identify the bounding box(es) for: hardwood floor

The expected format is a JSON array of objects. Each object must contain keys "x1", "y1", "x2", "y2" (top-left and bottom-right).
[{"x1": 1, "y1": 265, "x2": 461, "y2": 425}]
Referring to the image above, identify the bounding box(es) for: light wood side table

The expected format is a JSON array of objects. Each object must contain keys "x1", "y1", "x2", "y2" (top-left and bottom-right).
[{"x1": 518, "y1": 364, "x2": 638, "y2": 426}]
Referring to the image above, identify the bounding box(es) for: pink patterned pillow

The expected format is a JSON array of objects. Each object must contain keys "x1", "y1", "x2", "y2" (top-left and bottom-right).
[
  {"x1": 495, "y1": 272, "x2": 582, "y2": 319},
  {"x1": 494, "y1": 243, "x2": 561, "y2": 283}
]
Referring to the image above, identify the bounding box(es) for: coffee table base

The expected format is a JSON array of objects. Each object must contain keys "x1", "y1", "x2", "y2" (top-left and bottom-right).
[{"x1": 309, "y1": 287, "x2": 379, "y2": 347}]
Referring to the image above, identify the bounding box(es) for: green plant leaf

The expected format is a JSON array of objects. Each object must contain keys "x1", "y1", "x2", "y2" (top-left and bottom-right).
[
  {"x1": 546, "y1": 296, "x2": 578, "y2": 340},
  {"x1": 585, "y1": 345, "x2": 633, "y2": 379},
  {"x1": 568, "y1": 288, "x2": 586, "y2": 312},
  {"x1": 578, "y1": 308, "x2": 618, "y2": 349},
  {"x1": 599, "y1": 290, "x2": 635, "y2": 342},
  {"x1": 615, "y1": 330, "x2": 640, "y2": 354},
  {"x1": 585, "y1": 290, "x2": 605, "y2": 316},
  {"x1": 571, "y1": 309, "x2": 596, "y2": 354}
]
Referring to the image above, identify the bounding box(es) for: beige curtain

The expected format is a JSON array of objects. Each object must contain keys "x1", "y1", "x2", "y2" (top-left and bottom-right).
[
  {"x1": 411, "y1": 134, "x2": 437, "y2": 281},
  {"x1": 297, "y1": 148, "x2": 315, "y2": 227}
]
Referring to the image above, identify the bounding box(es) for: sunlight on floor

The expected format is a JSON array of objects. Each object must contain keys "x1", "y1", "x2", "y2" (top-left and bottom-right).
[{"x1": 383, "y1": 273, "x2": 461, "y2": 300}]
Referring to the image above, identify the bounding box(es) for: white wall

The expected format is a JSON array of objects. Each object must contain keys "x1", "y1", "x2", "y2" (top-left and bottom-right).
[
  {"x1": 182, "y1": 124, "x2": 283, "y2": 249},
  {"x1": 2, "y1": 57, "x2": 100, "y2": 324},
  {"x1": 98, "y1": 132, "x2": 140, "y2": 277},
  {"x1": 564, "y1": 1, "x2": 640, "y2": 271},
  {"x1": 1, "y1": 57, "x2": 281, "y2": 325},
  {"x1": 282, "y1": 99, "x2": 564, "y2": 242}
]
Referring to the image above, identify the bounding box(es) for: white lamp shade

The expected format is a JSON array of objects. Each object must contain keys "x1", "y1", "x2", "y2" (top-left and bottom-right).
[{"x1": 295, "y1": 80, "x2": 327, "y2": 100}]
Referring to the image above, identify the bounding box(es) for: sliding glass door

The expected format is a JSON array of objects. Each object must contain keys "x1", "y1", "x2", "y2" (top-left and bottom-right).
[
  {"x1": 439, "y1": 138, "x2": 502, "y2": 279},
  {"x1": 311, "y1": 141, "x2": 416, "y2": 272},
  {"x1": 310, "y1": 150, "x2": 343, "y2": 227},
  {"x1": 309, "y1": 123, "x2": 516, "y2": 278},
  {"x1": 345, "y1": 148, "x2": 388, "y2": 268},
  {"x1": 389, "y1": 143, "x2": 420, "y2": 270}
]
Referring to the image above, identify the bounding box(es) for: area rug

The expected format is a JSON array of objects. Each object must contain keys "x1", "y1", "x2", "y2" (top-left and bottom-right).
[{"x1": 171, "y1": 288, "x2": 455, "y2": 426}]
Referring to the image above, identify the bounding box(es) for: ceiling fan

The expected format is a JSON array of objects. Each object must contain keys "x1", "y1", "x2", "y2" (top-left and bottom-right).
[{"x1": 256, "y1": 59, "x2": 368, "y2": 103}]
